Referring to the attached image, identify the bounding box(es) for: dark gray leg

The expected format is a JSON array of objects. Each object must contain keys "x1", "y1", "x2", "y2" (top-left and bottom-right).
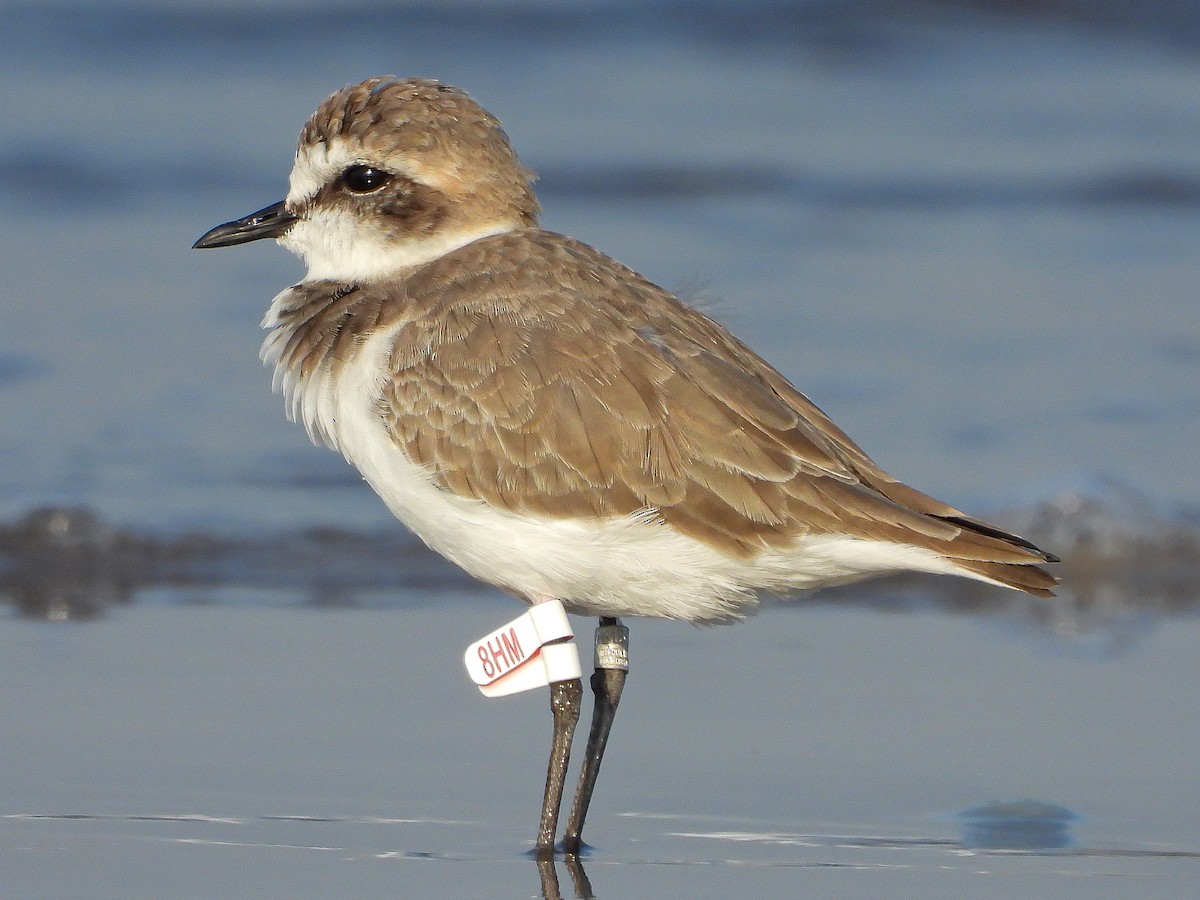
[
  {"x1": 535, "y1": 675, "x2": 583, "y2": 857},
  {"x1": 562, "y1": 617, "x2": 629, "y2": 853}
]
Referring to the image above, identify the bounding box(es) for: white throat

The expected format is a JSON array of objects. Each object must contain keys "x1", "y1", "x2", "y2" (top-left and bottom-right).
[{"x1": 280, "y1": 216, "x2": 514, "y2": 282}]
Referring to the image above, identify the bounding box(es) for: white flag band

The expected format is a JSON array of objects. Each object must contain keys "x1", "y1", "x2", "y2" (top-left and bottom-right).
[{"x1": 464, "y1": 600, "x2": 581, "y2": 697}]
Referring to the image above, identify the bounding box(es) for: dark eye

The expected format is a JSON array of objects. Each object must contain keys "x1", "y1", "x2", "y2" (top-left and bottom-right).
[{"x1": 341, "y1": 165, "x2": 393, "y2": 193}]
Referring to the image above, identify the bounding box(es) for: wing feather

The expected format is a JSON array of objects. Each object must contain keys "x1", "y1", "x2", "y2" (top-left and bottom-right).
[{"x1": 371, "y1": 230, "x2": 1054, "y2": 584}]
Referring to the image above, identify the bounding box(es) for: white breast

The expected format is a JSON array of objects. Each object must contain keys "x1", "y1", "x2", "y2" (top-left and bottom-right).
[{"x1": 262, "y1": 310, "x2": 976, "y2": 622}]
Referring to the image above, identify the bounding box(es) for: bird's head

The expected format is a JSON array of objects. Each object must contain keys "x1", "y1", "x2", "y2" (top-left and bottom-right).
[{"x1": 194, "y1": 77, "x2": 540, "y2": 282}]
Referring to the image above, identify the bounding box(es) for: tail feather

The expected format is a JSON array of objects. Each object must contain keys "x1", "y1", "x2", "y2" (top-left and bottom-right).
[
  {"x1": 859, "y1": 473, "x2": 1059, "y2": 595},
  {"x1": 939, "y1": 514, "x2": 1061, "y2": 563},
  {"x1": 950, "y1": 558, "x2": 1058, "y2": 596},
  {"x1": 935, "y1": 515, "x2": 1059, "y2": 596}
]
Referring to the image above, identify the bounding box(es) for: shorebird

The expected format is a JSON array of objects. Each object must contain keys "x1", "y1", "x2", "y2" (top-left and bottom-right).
[{"x1": 194, "y1": 77, "x2": 1057, "y2": 855}]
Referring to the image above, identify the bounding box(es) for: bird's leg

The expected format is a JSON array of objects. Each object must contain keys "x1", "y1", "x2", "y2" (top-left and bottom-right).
[
  {"x1": 562, "y1": 617, "x2": 629, "y2": 853},
  {"x1": 535, "y1": 666, "x2": 583, "y2": 857}
]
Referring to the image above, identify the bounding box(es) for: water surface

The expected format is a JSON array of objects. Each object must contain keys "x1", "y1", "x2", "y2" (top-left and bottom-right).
[{"x1": 1, "y1": 2, "x2": 1198, "y2": 896}]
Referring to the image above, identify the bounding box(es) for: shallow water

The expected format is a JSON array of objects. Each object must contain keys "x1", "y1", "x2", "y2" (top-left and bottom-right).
[
  {"x1": 3, "y1": 597, "x2": 1198, "y2": 898},
  {"x1": 3, "y1": 0, "x2": 1199, "y2": 530},
  {"x1": 2, "y1": 1, "x2": 1199, "y2": 896}
]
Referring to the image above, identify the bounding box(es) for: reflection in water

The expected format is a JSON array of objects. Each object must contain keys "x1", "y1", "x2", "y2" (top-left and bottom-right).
[
  {"x1": 0, "y1": 507, "x2": 141, "y2": 620},
  {"x1": 535, "y1": 852, "x2": 594, "y2": 900},
  {"x1": 958, "y1": 800, "x2": 1077, "y2": 850},
  {"x1": 2, "y1": 493, "x2": 1198, "y2": 657},
  {"x1": 0, "y1": 505, "x2": 481, "y2": 621}
]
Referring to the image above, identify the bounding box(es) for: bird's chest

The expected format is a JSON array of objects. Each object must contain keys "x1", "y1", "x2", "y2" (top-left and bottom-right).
[{"x1": 291, "y1": 326, "x2": 486, "y2": 544}]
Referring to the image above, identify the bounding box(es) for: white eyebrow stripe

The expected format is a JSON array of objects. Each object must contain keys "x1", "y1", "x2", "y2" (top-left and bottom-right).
[{"x1": 288, "y1": 141, "x2": 347, "y2": 206}]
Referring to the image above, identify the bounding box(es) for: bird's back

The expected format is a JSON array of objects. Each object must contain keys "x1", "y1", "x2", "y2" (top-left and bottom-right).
[{"x1": 260, "y1": 227, "x2": 1056, "y2": 616}]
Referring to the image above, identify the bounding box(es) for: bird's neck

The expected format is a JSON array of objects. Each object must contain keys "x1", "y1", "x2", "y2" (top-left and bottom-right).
[{"x1": 282, "y1": 218, "x2": 522, "y2": 284}]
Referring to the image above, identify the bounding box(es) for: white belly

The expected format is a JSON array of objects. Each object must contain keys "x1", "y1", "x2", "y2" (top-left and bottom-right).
[{"x1": 268, "y1": 321, "x2": 968, "y2": 622}]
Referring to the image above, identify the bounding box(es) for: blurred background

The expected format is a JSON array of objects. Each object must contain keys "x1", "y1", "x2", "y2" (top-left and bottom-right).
[
  {"x1": 1, "y1": 2, "x2": 1198, "y2": 897},
  {"x1": 2, "y1": 0, "x2": 1196, "y2": 645},
  {"x1": 4, "y1": 0, "x2": 1198, "y2": 532}
]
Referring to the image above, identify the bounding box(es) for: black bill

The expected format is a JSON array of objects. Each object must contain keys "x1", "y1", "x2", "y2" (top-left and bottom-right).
[{"x1": 193, "y1": 200, "x2": 297, "y2": 249}]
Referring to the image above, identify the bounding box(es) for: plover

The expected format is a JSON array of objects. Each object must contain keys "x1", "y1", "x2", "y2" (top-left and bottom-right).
[{"x1": 194, "y1": 77, "x2": 1057, "y2": 855}]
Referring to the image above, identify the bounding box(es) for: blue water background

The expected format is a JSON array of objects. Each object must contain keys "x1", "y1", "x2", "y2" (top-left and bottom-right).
[
  {"x1": 2, "y1": 0, "x2": 1197, "y2": 532},
  {"x1": 1, "y1": 3, "x2": 1198, "y2": 897}
]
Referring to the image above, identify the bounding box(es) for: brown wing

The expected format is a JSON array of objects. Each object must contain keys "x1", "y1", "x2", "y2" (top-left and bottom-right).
[{"x1": 380, "y1": 230, "x2": 1056, "y2": 592}]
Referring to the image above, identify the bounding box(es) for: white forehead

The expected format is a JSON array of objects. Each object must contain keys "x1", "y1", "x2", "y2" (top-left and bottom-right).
[
  {"x1": 286, "y1": 137, "x2": 456, "y2": 207},
  {"x1": 286, "y1": 139, "x2": 353, "y2": 205}
]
